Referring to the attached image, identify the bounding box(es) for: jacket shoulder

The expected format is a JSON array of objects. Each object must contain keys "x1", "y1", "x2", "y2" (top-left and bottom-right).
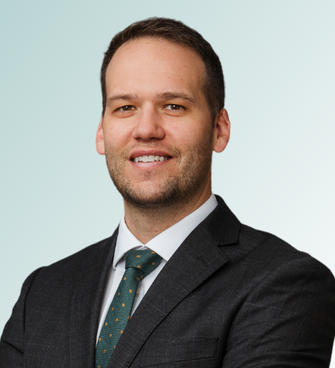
[{"x1": 32, "y1": 232, "x2": 117, "y2": 287}]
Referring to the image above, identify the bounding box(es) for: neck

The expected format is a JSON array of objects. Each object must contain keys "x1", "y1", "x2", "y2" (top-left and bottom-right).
[{"x1": 123, "y1": 187, "x2": 212, "y2": 244}]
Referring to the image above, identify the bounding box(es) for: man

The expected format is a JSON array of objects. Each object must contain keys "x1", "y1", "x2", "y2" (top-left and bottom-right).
[{"x1": 1, "y1": 17, "x2": 335, "y2": 368}]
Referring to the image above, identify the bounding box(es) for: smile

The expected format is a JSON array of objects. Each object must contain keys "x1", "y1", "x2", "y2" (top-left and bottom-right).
[{"x1": 132, "y1": 155, "x2": 169, "y2": 163}]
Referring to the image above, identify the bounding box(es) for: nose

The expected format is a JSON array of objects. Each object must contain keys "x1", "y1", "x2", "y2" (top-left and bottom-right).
[{"x1": 132, "y1": 105, "x2": 165, "y2": 141}]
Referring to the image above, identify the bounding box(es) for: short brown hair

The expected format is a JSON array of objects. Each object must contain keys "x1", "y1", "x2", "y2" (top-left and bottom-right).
[{"x1": 100, "y1": 17, "x2": 225, "y2": 122}]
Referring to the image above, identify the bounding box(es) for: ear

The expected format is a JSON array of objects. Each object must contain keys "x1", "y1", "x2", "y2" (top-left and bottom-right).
[
  {"x1": 96, "y1": 117, "x2": 105, "y2": 155},
  {"x1": 212, "y1": 108, "x2": 230, "y2": 153}
]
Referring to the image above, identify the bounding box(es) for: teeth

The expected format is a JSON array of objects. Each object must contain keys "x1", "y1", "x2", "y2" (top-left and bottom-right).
[{"x1": 133, "y1": 155, "x2": 168, "y2": 163}]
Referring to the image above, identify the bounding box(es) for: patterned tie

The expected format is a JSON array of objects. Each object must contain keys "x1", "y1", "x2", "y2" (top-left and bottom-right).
[{"x1": 95, "y1": 249, "x2": 162, "y2": 368}]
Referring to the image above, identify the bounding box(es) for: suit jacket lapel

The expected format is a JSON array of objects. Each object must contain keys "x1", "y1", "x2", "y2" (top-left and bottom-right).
[
  {"x1": 69, "y1": 230, "x2": 118, "y2": 368},
  {"x1": 107, "y1": 197, "x2": 240, "y2": 368}
]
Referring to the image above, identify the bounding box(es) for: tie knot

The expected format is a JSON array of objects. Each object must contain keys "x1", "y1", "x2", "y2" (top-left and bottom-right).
[{"x1": 124, "y1": 249, "x2": 162, "y2": 278}]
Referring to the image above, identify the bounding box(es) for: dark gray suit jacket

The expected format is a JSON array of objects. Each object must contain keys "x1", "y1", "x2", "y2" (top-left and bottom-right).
[{"x1": 1, "y1": 196, "x2": 335, "y2": 367}]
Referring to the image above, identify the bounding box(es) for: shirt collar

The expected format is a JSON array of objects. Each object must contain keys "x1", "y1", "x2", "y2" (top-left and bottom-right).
[{"x1": 113, "y1": 194, "x2": 218, "y2": 269}]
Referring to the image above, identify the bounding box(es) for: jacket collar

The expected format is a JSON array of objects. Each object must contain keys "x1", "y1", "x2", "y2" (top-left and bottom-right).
[{"x1": 107, "y1": 196, "x2": 241, "y2": 368}]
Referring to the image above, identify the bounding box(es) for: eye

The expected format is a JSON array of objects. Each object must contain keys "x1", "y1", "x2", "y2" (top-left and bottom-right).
[
  {"x1": 165, "y1": 104, "x2": 184, "y2": 111},
  {"x1": 117, "y1": 105, "x2": 134, "y2": 112}
]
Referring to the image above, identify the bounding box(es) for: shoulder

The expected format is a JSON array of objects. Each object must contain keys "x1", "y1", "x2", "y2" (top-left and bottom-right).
[
  {"x1": 205, "y1": 196, "x2": 335, "y2": 286},
  {"x1": 209, "y1": 212, "x2": 335, "y2": 303},
  {"x1": 234, "y1": 223, "x2": 334, "y2": 277},
  {"x1": 240, "y1": 223, "x2": 332, "y2": 271},
  {"x1": 22, "y1": 232, "x2": 117, "y2": 295},
  {"x1": 225, "y1": 223, "x2": 335, "y2": 311}
]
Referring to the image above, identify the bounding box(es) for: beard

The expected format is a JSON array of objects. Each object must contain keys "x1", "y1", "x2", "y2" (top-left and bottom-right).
[{"x1": 104, "y1": 132, "x2": 213, "y2": 211}]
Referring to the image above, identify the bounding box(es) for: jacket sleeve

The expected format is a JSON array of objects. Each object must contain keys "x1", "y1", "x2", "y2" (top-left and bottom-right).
[
  {"x1": 0, "y1": 268, "x2": 44, "y2": 368},
  {"x1": 222, "y1": 256, "x2": 335, "y2": 368}
]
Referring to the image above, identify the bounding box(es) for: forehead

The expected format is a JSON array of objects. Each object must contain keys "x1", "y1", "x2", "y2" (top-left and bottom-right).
[{"x1": 105, "y1": 37, "x2": 206, "y2": 98}]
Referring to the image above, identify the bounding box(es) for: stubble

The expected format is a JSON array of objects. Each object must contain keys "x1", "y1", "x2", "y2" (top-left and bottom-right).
[{"x1": 105, "y1": 130, "x2": 213, "y2": 211}]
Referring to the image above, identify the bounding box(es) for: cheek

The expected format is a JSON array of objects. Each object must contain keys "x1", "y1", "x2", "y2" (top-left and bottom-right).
[
  {"x1": 167, "y1": 122, "x2": 196, "y2": 143},
  {"x1": 178, "y1": 133, "x2": 197, "y2": 151},
  {"x1": 171, "y1": 126, "x2": 208, "y2": 149},
  {"x1": 105, "y1": 123, "x2": 131, "y2": 148}
]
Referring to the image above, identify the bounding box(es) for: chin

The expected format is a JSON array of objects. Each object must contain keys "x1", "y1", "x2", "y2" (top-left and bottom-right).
[
  {"x1": 122, "y1": 189, "x2": 179, "y2": 210},
  {"x1": 116, "y1": 181, "x2": 192, "y2": 211}
]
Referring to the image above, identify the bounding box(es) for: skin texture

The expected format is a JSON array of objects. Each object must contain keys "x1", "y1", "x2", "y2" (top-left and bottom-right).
[{"x1": 96, "y1": 37, "x2": 230, "y2": 243}]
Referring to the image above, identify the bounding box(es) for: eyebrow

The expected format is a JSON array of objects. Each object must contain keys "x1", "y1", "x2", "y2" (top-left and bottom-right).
[
  {"x1": 106, "y1": 94, "x2": 139, "y2": 106},
  {"x1": 154, "y1": 92, "x2": 195, "y2": 104},
  {"x1": 106, "y1": 92, "x2": 195, "y2": 106}
]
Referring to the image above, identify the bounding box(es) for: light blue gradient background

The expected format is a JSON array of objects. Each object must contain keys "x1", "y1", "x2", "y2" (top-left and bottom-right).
[{"x1": 1, "y1": 0, "x2": 334, "y2": 363}]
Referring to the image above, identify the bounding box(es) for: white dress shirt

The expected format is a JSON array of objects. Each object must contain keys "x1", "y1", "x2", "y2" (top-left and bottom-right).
[{"x1": 96, "y1": 194, "x2": 218, "y2": 342}]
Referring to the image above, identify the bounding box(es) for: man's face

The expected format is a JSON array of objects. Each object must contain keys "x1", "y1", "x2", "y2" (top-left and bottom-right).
[{"x1": 96, "y1": 37, "x2": 228, "y2": 210}]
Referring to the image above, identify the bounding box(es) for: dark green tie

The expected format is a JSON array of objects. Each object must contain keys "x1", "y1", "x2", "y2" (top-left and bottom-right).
[{"x1": 95, "y1": 249, "x2": 162, "y2": 368}]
